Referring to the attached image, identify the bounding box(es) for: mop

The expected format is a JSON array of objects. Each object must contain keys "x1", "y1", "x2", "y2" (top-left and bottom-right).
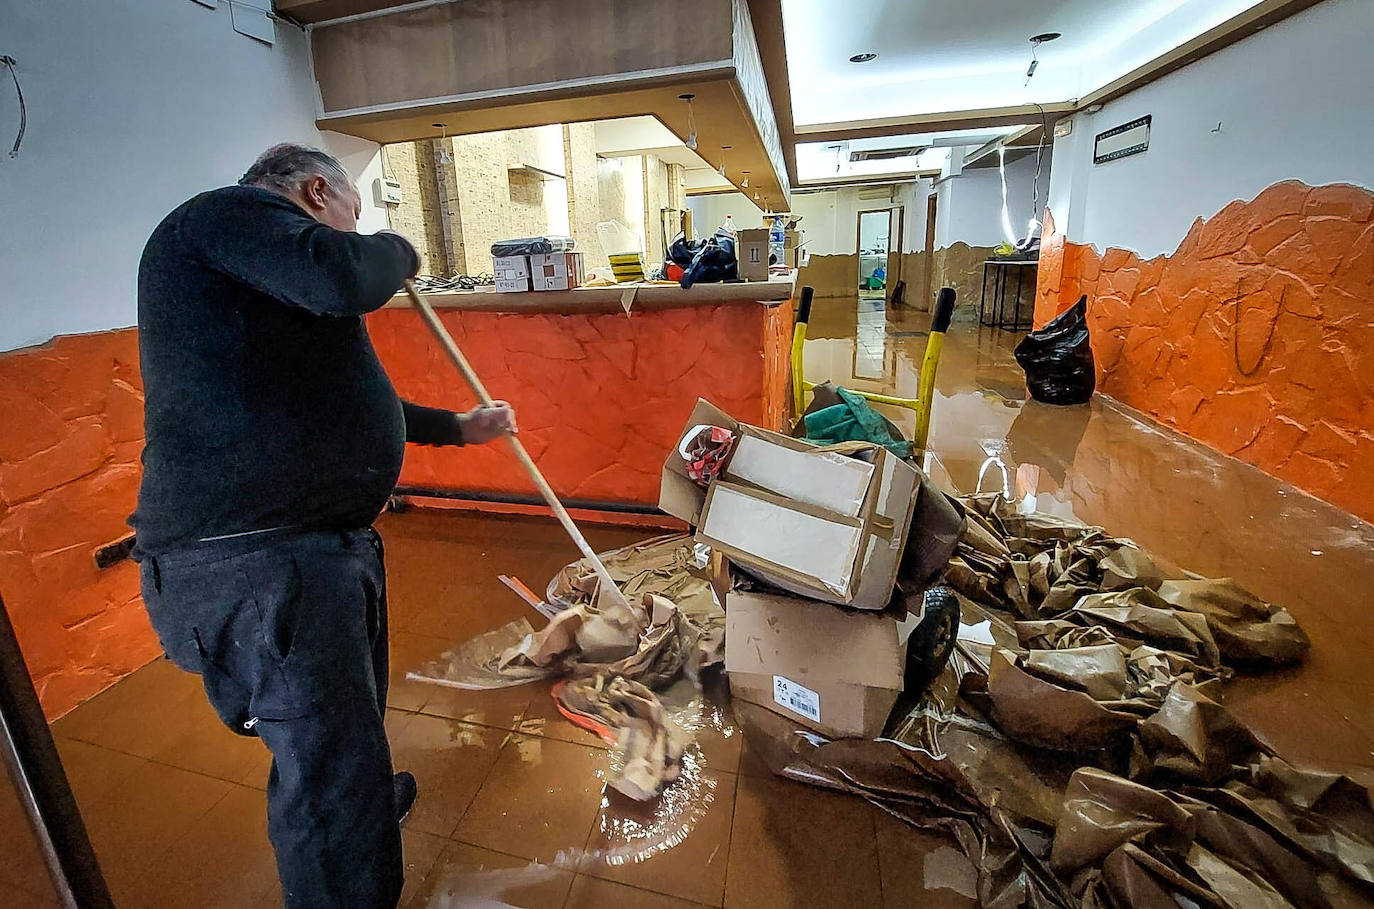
[{"x1": 400, "y1": 279, "x2": 633, "y2": 612}]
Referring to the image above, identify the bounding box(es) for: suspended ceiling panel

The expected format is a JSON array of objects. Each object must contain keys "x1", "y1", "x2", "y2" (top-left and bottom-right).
[
  {"x1": 308, "y1": 0, "x2": 790, "y2": 208},
  {"x1": 781, "y1": 0, "x2": 1275, "y2": 127},
  {"x1": 274, "y1": 0, "x2": 418, "y2": 24}
]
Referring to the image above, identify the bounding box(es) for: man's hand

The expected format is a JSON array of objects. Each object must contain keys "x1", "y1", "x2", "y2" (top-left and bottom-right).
[{"x1": 459, "y1": 402, "x2": 517, "y2": 445}]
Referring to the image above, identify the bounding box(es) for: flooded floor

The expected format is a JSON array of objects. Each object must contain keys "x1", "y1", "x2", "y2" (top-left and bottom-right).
[{"x1": 30, "y1": 295, "x2": 1374, "y2": 908}]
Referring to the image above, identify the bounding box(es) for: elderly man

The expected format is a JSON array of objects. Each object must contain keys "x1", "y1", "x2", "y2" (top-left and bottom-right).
[{"x1": 131, "y1": 144, "x2": 514, "y2": 908}]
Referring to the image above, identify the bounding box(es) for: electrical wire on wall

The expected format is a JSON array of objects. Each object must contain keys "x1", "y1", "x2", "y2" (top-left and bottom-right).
[
  {"x1": 2, "y1": 55, "x2": 25, "y2": 158},
  {"x1": 999, "y1": 89, "x2": 1051, "y2": 249}
]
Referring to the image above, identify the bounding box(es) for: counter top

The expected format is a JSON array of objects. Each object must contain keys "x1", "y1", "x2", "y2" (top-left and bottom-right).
[{"x1": 384, "y1": 275, "x2": 796, "y2": 314}]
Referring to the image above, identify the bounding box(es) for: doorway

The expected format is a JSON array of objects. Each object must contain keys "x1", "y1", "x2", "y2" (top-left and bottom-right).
[{"x1": 856, "y1": 207, "x2": 902, "y2": 302}]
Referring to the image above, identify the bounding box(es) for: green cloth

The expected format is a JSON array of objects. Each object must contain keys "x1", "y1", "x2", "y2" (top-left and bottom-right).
[{"x1": 802, "y1": 386, "x2": 914, "y2": 457}]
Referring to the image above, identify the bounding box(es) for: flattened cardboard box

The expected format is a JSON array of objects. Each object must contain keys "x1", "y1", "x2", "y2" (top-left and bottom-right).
[
  {"x1": 725, "y1": 591, "x2": 906, "y2": 739},
  {"x1": 658, "y1": 398, "x2": 919, "y2": 610}
]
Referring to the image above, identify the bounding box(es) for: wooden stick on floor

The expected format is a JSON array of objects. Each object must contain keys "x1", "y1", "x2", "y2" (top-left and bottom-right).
[{"x1": 401, "y1": 280, "x2": 632, "y2": 611}]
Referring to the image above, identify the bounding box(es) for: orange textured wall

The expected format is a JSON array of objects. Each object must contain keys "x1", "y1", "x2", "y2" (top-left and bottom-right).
[
  {"x1": 0, "y1": 330, "x2": 160, "y2": 719},
  {"x1": 1034, "y1": 181, "x2": 1374, "y2": 522},
  {"x1": 367, "y1": 301, "x2": 795, "y2": 505}
]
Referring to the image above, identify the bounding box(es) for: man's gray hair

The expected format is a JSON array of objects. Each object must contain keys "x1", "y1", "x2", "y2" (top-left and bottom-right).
[{"x1": 239, "y1": 143, "x2": 353, "y2": 194}]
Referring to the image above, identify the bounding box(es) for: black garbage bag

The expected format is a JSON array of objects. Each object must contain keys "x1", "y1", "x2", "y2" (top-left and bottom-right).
[
  {"x1": 1013, "y1": 295, "x2": 1096, "y2": 405},
  {"x1": 665, "y1": 230, "x2": 737, "y2": 289}
]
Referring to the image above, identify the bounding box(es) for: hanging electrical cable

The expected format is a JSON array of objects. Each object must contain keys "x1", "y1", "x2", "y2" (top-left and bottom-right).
[
  {"x1": 678, "y1": 94, "x2": 698, "y2": 151},
  {"x1": 1021, "y1": 101, "x2": 1049, "y2": 251},
  {"x1": 2, "y1": 55, "x2": 25, "y2": 158},
  {"x1": 1005, "y1": 32, "x2": 1058, "y2": 251},
  {"x1": 997, "y1": 146, "x2": 1019, "y2": 248}
]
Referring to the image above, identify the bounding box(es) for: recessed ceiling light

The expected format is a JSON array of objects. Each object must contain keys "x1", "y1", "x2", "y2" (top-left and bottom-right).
[
  {"x1": 848, "y1": 52, "x2": 878, "y2": 63},
  {"x1": 1029, "y1": 33, "x2": 1061, "y2": 45}
]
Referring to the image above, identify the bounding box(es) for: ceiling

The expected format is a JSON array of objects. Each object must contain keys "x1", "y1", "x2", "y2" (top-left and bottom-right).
[
  {"x1": 795, "y1": 126, "x2": 1022, "y2": 184},
  {"x1": 593, "y1": 117, "x2": 733, "y2": 192},
  {"x1": 781, "y1": 0, "x2": 1268, "y2": 127}
]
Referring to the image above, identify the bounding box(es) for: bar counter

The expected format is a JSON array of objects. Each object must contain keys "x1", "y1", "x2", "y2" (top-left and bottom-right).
[{"x1": 367, "y1": 277, "x2": 795, "y2": 510}]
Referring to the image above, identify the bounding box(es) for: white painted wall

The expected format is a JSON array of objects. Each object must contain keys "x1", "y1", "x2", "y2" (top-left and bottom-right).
[
  {"x1": 685, "y1": 192, "x2": 764, "y2": 239},
  {"x1": 934, "y1": 151, "x2": 1049, "y2": 250},
  {"x1": 687, "y1": 180, "x2": 936, "y2": 258},
  {"x1": 0, "y1": 0, "x2": 387, "y2": 352},
  {"x1": 1047, "y1": 0, "x2": 1374, "y2": 258}
]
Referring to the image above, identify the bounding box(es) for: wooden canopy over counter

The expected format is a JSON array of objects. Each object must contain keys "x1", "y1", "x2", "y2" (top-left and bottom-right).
[{"x1": 368, "y1": 278, "x2": 797, "y2": 513}]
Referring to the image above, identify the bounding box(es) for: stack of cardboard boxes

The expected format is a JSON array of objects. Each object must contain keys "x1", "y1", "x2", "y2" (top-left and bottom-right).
[
  {"x1": 493, "y1": 247, "x2": 585, "y2": 293},
  {"x1": 659, "y1": 400, "x2": 926, "y2": 738}
]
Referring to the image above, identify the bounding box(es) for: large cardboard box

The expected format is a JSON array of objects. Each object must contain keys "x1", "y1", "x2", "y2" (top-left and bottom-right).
[
  {"x1": 530, "y1": 252, "x2": 584, "y2": 291},
  {"x1": 493, "y1": 255, "x2": 531, "y2": 293},
  {"x1": 736, "y1": 228, "x2": 770, "y2": 281},
  {"x1": 659, "y1": 399, "x2": 919, "y2": 610},
  {"x1": 725, "y1": 590, "x2": 906, "y2": 738}
]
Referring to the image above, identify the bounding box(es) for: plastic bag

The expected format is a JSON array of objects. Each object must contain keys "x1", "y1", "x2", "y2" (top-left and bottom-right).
[
  {"x1": 489, "y1": 236, "x2": 573, "y2": 256},
  {"x1": 1013, "y1": 294, "x2": 1096, "y2": 405},
  {"x1": 665, "y1": 230, "x2": 737, "y2": 289}
]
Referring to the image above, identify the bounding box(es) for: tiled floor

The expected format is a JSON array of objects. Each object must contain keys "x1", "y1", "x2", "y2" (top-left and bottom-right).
[{"x1": 23, "y1": 295, "x2": 1374, "y2": 906}]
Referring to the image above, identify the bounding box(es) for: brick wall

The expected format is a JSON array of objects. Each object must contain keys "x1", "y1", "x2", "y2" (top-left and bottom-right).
[
  {"x1": 384, "y1": 125, "x2": 674, "y2": 279},
  {"x1": 0, "y1": 330, "x2": 160, "y2": 719},
  {"x1": 382, "y1": 143, "x2": 451, "y2": 275},
  {"x1": 564, "y1": 123, "x2": 610, "y2": 274}
]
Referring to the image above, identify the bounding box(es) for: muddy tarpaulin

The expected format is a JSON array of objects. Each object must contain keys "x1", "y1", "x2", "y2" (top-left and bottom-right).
[
  {"x1": 409, "y1": 535, "x2": 724, "y2": 799},
  {"x1": 735, "y1": 495, "x2": 1372, "y2": 907}
]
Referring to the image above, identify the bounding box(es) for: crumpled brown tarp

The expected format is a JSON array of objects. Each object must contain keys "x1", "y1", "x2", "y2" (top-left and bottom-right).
[
  {"x1": 409, "y1": 535, "x2": 724, "y2": 800},
  {"x1": 734, "y1": 494, "x2": 1372, "y2": 907},
  {"x1": 555, "y1": 674, "x2": 688, "y2": 801}
]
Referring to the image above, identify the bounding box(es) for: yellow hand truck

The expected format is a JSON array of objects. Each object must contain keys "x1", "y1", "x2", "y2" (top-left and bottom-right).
[{"x1": 790, "y1": 285, "x2": 957, "y2": 452}]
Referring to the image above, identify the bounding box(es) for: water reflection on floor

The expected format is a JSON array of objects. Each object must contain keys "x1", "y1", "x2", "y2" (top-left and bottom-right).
[
  {"x1": 804, "y1": 295, "x2": 1374, "y2": 773},
  {"x1": 31, "y1": 294, "x2": 1373, "y2": 908}
]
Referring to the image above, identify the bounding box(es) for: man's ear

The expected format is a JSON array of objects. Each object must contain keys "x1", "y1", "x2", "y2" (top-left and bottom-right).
[{"x1": 303, "y1": 175, "x2": 330, "y2": 211}]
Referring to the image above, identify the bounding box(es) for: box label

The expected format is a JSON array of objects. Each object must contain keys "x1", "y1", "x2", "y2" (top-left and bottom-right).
[{"x1": 773, "y1": 675, "x2": 820, "y2": 723}]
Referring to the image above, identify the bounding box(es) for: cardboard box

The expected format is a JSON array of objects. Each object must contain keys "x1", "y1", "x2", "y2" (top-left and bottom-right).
[
  {"x1": 784, "y1": 230, "x2": 802, "y2": 268},
  {"x1": 736, "y1": 228, "x2": 769, "y2": 281},
  {"x1": 493, "y1": 255, "x2": 531, "y2": 293},
  {"x1": 530, "y1": 252, "x2": 585, "y2": 291},
  {"x1": 725, "y1": 590, "x2": 906, "y2": 738},
  {"x1": 659, "y1": 399, "x2": 920, "y2": 610}
]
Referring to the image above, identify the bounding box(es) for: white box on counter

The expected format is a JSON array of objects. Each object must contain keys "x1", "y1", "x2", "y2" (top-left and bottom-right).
[
  {"x1": 530, "y1": 252, "x2": 585, "y2": 291},
  {"x1": 493, "y1": 255, "x2": 531, "y2": 293}
]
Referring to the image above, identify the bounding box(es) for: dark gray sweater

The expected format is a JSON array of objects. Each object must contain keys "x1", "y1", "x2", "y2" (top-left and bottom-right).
[{"x1": 131, "y1": 185, "x2": 461, "y2": 554}]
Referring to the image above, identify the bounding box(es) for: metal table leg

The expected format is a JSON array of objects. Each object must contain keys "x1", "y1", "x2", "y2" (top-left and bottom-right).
[{"x1": 979, "y1": 262, "x2": 991, "y2": 326}]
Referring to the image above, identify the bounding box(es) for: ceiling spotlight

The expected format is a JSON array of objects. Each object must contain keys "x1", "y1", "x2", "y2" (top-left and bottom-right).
[{"x1": 848, "y1": 52, "x2": 878, "y2": 63}]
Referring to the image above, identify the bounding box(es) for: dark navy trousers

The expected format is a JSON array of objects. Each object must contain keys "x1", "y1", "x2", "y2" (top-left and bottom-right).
[{"x1": 138, "y1": 527, "x2": 402, "y2": 909}]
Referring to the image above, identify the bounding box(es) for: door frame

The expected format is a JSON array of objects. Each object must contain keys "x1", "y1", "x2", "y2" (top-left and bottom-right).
[
  {"x1": 854, "y1": 205, "x2": 903, "y2": 303},
  {"x1": 921, "y1": 192, "x2": 938, "y2": 311}
]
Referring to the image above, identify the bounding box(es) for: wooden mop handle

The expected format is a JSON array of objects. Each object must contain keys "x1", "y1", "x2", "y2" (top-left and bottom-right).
[{"x1": 400, "y1": 280, "x2": 629, "y2": 607}]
